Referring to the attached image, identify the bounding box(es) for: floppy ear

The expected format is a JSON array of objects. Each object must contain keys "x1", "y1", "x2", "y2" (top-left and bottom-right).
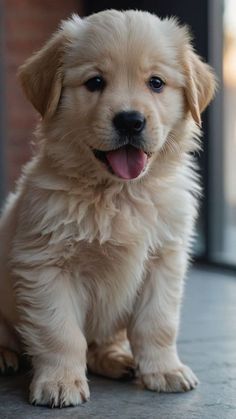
[
  {"x1": 18, "y1": 32, "x2": 64, "y2": 119},
  {"x1": 184, "y1": 49, "x2": 216, "y2": 126}
]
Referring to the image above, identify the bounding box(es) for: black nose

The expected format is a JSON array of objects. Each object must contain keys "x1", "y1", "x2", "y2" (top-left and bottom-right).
[{"x1": 113, "y1": 111, "x2": 146, "y2": 135}]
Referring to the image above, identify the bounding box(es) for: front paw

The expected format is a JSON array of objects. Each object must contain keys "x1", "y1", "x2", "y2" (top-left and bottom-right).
[
  {"x1": 141, "y1": 364, "x2": 198, "y2": 393},
  {"x1": 30, "y1": 367, "x2": 90, "y2": 407}
]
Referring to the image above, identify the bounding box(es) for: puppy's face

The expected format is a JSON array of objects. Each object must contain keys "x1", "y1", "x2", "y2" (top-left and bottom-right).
[{"x1": 19, "y1": 10, "x2": 216, "y2": 181}]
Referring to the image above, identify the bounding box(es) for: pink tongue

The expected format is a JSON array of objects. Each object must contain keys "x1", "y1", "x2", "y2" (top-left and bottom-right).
[{"x1": 106, "y1": 145, "x2": 147, "y2": 179}]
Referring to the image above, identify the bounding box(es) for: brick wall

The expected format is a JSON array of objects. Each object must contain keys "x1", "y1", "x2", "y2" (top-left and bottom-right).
[{"x1": 4, "y1": 0, "x2": 82, "y2": 192}]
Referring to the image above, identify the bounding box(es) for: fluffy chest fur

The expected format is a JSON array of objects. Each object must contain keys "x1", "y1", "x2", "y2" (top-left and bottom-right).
[
  {"x1": 11, "y1": 156, "x2": 197, "y2": 341},
  {"x1": 16, "y1": 156, "x2": 195, "y2": 265}
]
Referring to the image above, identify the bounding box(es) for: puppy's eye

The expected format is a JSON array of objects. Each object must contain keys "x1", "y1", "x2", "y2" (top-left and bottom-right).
[
  {"x1": 84, "y1": 76, "x2": 105, "y2": 92},
  {"x1": 148, "y1": 76, "x2": 165, "y2": 93}
]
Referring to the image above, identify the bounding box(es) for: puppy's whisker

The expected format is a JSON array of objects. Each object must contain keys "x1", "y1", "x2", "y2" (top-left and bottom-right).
[
  {"x1": 59, "y1": 128, "x2": 80, "y2": 143},
  {"x1": 161, "y1": 132, "x2": 181, "y2": 157}
]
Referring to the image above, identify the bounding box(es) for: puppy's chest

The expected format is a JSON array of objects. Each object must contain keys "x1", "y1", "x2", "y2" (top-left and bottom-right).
[
  {"x1": 51, "y1": 190, "x2": 162, "y2": 255},
  {"x1": 51, "y1": 194, "x2": 159, "y2": 335},
  {"x1": 73, "y1": 239, "x2": 147, "y2": 341},
  {"x1": 46, "y1": 185, "x2": 186, "y2": 275},
  {"x1": 60, "y1": 197, "x2": 156, "y2": 280},
  {"x1": 44, "y1": 189, "x2": 182, "y2": 339}
]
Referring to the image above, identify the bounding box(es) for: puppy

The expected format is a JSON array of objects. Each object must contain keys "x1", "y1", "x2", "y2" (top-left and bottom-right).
[{"x1": 0, "y1": 10, "x2": 215, "y2": 407}]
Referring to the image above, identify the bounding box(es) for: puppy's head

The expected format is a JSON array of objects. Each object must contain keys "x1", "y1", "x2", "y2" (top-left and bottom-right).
[{"x1": 19, "y1": 10, "x2": 216, "y2": 181}]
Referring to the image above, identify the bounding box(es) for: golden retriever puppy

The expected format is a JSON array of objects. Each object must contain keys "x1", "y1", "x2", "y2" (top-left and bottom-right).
[{"x1": 0, "y1": 10, "x2": 215, "y2": 407}]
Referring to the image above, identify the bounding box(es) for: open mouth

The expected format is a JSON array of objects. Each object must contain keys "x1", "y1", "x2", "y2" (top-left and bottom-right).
[{"x1": 93, "y1": 145, "x2": 151, "y2": 180}]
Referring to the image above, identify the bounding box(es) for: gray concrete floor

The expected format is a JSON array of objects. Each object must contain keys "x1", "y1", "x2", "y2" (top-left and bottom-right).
[{"x1": 1, "y1": 267, "x2": 236, "y2": 419}]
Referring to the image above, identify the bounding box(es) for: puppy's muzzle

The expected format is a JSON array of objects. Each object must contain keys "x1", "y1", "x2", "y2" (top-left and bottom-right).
[{"x1": 92, "y1": 111, "x2": 149, "y2": 180}]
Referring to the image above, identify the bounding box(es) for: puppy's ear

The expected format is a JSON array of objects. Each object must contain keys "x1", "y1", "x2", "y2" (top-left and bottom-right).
[
  {"x1": 184, "y1": 49, "x2": 216, "y2": 126},
  {"x1": 18, "y1": 32, "x2": 64, "y2": 119}
]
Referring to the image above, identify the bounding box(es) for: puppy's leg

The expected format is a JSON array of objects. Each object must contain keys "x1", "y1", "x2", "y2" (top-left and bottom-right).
[
  {"x1": 128, "y1": 249, "x2": 198, "y2": 393},
  {"x1": 88, "y1": 330, "x2": 135, "y2": 380},
  {"x1": 0, "y1": 316, "x2": 20, "y2": 374},
  {"x1": 14, "y1": 267, "x2": 89, "y2": 407}
]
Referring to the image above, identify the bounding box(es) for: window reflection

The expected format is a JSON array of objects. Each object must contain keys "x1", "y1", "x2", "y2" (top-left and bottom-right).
[{"x1": 223, "y1": 0, "x2": 236, "y2": 263}]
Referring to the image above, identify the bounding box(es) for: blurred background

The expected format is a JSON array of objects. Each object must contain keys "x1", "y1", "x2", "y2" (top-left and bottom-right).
[{"x1": 0, "y1": 0, "x2": 235, "y2": 270}]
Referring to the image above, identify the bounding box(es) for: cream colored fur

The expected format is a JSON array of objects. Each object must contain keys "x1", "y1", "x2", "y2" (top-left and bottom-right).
[{"x1": 0, "y1": 10, "x2": 215, "y2": 407}]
